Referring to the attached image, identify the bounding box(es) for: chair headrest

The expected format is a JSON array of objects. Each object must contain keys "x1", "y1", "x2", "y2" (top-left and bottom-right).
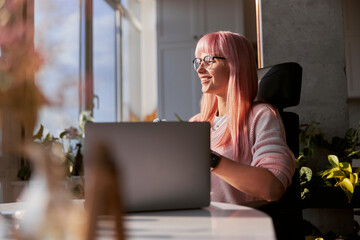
[{"x1": 256, "y1": 62, "x2": 302, "y2": 110}]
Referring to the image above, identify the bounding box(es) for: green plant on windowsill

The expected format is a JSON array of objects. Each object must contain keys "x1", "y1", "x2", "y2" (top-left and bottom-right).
[
  {"x1": 17, "y1": 110, "x2": 94, "y2": 180},
  {"x1": 19, "y1": 124, "x2": 74, "y2": 177},
  {"x1": 17, "y1": 124, "x2": 62, "y2": 181},
  {"x1": 297, "y1": 121, "x2": 360, "y2": 203},
  {"x1": 59, "y1": 110, "x2": 94, "y2": 177}
]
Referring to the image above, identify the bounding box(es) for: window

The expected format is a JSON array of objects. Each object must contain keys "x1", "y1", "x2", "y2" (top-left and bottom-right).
[
  {"x1": 34, "y1": 0, "x2": 80, "y2": 135},
  {"x1": 34, "y1": 0, "x2": 150, "y2": 136},
  {"x1": 33, "y1": 0, "x2": 158, "y2": 136},
  {"x1": 91, "y1": 0, "x2": 143, "y2": 122},
  {"x1": 121, "y1": 0, "x2": 142, "y2": 121},
  {"x1": 93, "y1": 0, "x2": 117, "y2": 122}
]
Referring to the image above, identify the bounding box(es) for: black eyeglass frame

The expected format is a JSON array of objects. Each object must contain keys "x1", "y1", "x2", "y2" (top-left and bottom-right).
[{"x1": 192, "y1": 55, "x2": 226, "y2": 71}]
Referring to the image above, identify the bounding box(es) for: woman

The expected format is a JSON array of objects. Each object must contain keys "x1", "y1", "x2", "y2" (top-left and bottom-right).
[{"x1": 190, "y1": 31, "x2": 295, "y2": 205}]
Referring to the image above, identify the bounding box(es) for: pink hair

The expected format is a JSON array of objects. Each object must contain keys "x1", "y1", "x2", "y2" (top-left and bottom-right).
[{"x1": 195, "y1": 31, "x2": 258, "y2": 158}]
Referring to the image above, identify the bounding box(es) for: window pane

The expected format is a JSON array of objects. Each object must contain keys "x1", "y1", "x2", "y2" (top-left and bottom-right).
[
  {"x1": 34, "y1": 0, "x2": 80, "y2": 136},
  {"x1": 93, "y1": 0, "x2": 117, "y2": 122},
  {"x1": 122, "y1": 0, "x2": 141, "y2": 20},
  {"x1": 122, "y1": 15, "x2": 141, "y2": 121}
]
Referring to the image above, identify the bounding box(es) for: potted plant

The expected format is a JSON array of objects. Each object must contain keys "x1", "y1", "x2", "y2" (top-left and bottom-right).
[
  {"x1": 298, "y1": 121, "x2": 360, "y2": 239},
  {"x1": 16, "y1": 110, "x2": 93, "y2": 198},
  {"x1": 298, "y1": 121, "x2": 360, "y2": 207},
  {"x1": 321, "y1": 155, "x2": 360, "y2": 203}
]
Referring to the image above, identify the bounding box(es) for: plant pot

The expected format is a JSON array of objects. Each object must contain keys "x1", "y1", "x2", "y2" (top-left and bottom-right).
[
  {"x1": 301, "y1": 186, "x2": 360, "y2": 239},
  {"x1": 303, "y1": 208, "x2": 354, "y2": 238},
  {"x1": 65, "y1": 176, "x2": 84, "y2": 199},
  {"x1": 302, "y1": 186, "x2": 360, "y2": 209}
]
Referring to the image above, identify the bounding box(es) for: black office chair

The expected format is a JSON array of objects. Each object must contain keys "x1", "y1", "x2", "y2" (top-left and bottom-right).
[{"x1": 255, "y1": 62, "x2": 303, "y2": 240}]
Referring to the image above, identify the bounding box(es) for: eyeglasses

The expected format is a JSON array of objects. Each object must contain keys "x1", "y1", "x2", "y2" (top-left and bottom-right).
[{"x1": 192, "y1": 55, "x2": 226, "y2": 71}]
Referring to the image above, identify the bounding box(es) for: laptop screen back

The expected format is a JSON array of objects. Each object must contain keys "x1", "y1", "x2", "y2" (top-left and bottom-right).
[{"x1": 84, "y1": 122, "x2": 210, "y2": 212}]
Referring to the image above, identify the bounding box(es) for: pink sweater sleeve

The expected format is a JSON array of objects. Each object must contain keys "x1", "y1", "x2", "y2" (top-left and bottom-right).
[{"x1": 249, "y1": 104, "x2": 296, "y2": 189}]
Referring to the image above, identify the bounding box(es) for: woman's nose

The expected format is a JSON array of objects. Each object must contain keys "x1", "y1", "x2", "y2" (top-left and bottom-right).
[{"x1": 197, "y1": 62, "x2": 206, "y2": 73}]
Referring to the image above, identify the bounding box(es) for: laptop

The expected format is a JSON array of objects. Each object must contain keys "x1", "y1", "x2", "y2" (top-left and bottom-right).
[{"x1": 84, "y1": 121, "x2": 210, "y2": 212}]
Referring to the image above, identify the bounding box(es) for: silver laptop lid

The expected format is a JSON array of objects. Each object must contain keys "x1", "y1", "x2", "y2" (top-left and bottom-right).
[{"x1": 84, "y1": 122, "x2": 210, "y2": 212}]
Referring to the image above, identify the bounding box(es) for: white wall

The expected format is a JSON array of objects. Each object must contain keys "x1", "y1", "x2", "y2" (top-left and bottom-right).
[{"x1": 141, "y1": 0, "x2": 158, "y2": 120}]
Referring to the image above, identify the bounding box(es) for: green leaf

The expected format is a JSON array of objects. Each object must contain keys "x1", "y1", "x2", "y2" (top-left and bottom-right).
[
  {"x1": 322, "y1": 167, "x2": 340, "y2": 177},
  {"x1": 339, "y1": 178, "x2": 354, "y2": 193},
  {"x1": 296, "y1": 154, "x2": 304, "y2": 163},
  {"x1": 300, "y1": 166, "x2": 312, "y2": 182},
  {"x1": 328, "y1": 155, "x2": 339, "y2": 167},
  {"x1": 45, "y1": 133, "x2": 51, "y2": 141},
  {"x1": 338, "y1": 178, "x2": 354, "y2": 202},
  {"x1": 59, "y1": 131, "x2": 67, "y2": 139},
  {"x1": 350, "y1": 173, "x2": 358, "y2": 185},
  {"x1": 323, "y1": 179, "x2": 333, "y2": 187},
  {"x1": 79, "y1": 110, "x2": 94, "y2": 133},
  {"x1": 174, "y1": 113, "x2": 183, "y2": 122},
  {"x1": 339, "y1": 162, "x2": 352, "y2": 174},
  {"x1": 33, "y1": 124, "x2": 44, "y2": 140},
  {"x1": 345, "y1": 128, "x2": 358, "y2": 147},
  {"x1": 348, "y1": 150, "x2": 360, "y2": 158},
  {"x1": 325, "y1": 170, "x2": 345, "y2": 179},
  {"x1": 301, "y1": 188, "x2": 310, "y2": 200}
]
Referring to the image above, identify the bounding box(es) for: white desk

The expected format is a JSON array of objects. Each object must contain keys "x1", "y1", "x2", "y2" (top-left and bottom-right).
[{"x1": 0, "y1": 201, "x2": 276, "y2": 240}]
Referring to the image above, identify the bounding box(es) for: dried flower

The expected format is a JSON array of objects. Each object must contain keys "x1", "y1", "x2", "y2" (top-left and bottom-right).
[
  {"x1": 60, "y1": 126, "x2": 80, "y2": 139},
  {"x1": 0, "y1": 0, "x2": 47, "y2": 140}
]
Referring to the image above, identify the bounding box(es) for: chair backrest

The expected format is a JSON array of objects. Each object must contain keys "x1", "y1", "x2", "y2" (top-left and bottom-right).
[
  {"x1": 256, "y1": 61, "x2": 302, "y2": 201},
  {"x1": 257, "y1": 62, "x2": 302, "y2": 112},
  {"x1": 256, "y1": 62, "x2": 304, "y2": 240},
  {"x1": 256, "y1": 62, "x2": 302, "y2": 156}
]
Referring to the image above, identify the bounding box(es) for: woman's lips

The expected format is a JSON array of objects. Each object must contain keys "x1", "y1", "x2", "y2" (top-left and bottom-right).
[{"x1": 200, "y1": 76, "x2": 211, "y2": 84}]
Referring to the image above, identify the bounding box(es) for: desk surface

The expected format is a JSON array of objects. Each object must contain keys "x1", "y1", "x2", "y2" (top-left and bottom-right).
[{"x1": 0, "y1": 201, "x2": 276, "y2": 240}]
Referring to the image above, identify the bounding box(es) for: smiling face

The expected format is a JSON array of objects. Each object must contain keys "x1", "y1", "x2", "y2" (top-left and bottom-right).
[{"x1": 196, "y1": 52, "x2": 230, "y2": 97}]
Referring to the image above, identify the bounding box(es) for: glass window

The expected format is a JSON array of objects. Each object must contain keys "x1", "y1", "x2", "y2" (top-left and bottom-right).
[
  {"x1": 34, "y1": 0, "x2": 80, "y2": 136},
  {"x1": 122, "y1": 14, "x2": 141, "y2": 121},
  {"x1": 93, "y1": 0, "x2": 117, "y2": 122},
  {"x1": 122, "y1": 0, "x2": 141, "y2": 19},
  {"x1": 91, "y1": 0, "x2": 142, "y2": 122},
  {"x1": 34, "y1": 0, "x2": 144, "y2": 129}
]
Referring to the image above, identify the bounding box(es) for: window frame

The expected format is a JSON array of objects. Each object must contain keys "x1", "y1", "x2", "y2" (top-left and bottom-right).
[{"x1": 82, "y1": 0, "x2": 142, "y2": 122}]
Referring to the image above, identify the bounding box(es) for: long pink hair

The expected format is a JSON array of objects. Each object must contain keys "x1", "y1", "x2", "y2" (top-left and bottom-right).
[{"x1": 195, "y1": 31, "x2": 258, "y2": 158}]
